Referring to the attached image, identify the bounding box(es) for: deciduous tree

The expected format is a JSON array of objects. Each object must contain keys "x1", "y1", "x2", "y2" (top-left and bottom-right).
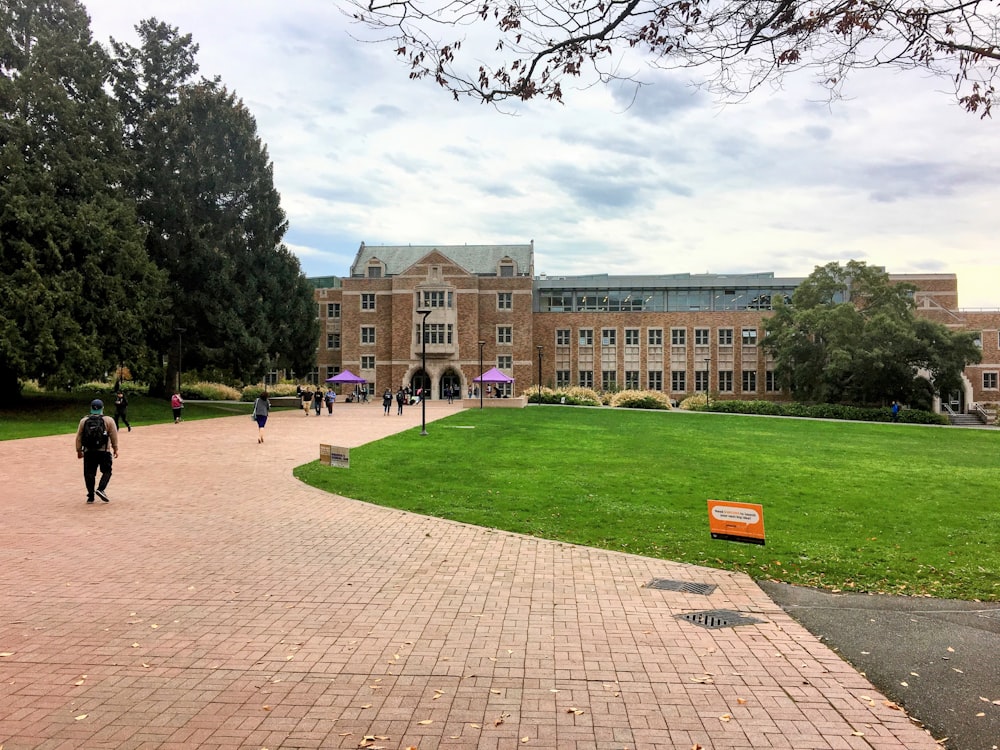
[{"x1": 763, "y1": 261, "x2": 981, "y2": 406}]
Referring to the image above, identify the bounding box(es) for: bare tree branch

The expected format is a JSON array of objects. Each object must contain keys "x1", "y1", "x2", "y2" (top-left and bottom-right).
[{"x1": 345, "y1": 0, "x2": 1000, "y2": 116}]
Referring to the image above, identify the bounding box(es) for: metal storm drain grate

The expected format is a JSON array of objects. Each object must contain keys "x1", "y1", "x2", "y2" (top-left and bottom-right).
[
  {"x1": 676, "y1": 610, "x2": 764, "y2": 629},
  {"x1": 646, "y1": 578, "x2": 717, "y2": 596}
]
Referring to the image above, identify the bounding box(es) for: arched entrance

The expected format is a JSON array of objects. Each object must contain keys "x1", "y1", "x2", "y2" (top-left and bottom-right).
[
  {"x1": 410, "y1": 369, "x2": 431, "y2": 399},
  {"x1": 440, "y1": 369, "x2": 462, "y2": 400}
]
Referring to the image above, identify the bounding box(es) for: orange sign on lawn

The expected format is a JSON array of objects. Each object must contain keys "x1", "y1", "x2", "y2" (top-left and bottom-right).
[{"x1": 708, "y1": 500, "x2": 766, "y2": 545}]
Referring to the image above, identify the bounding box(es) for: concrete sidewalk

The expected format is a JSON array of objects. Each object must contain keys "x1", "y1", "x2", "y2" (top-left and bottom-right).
[{"x1": 0, "y1": 403, "x2": 943, "y2": 749}]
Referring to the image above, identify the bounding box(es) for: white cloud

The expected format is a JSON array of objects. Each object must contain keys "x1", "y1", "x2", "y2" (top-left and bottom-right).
[{"x1": 83, "y1": 0, "x2": 1000, "y2": 307}]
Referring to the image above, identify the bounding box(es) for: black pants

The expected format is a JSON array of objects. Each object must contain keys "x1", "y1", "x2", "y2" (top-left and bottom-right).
[
  {"x1": 114, "y1": 409, "x2": 130, "y2": 430},
  {"x1": 83, "y1": 450, "x2": 113, "y2": 500}
]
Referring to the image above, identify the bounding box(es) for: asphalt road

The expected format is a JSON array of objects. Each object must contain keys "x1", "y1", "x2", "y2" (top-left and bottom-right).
[{"x1": 758, "y1": 581, "x2": 1000, "y2": 750}]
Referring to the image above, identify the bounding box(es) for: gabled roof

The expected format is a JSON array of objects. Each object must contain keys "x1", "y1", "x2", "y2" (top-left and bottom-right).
[{"x1": 350, "y1": 242, "x2": 533, "y2": 277}]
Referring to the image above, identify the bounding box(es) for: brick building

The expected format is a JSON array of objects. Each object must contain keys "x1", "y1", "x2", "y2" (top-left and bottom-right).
[{"x1": 308, "y1": 243, "x2": 1000, "y2": 412}]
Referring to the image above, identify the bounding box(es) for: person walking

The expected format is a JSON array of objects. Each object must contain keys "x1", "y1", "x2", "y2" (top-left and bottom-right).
[
  {"x1": 325, "y1": 388, "x2": 336, "y2": 415},
  {"x1": 313, "y1": 388, "x2": 323, "y2": 416},
  {"x1": 75, "y1": 399, "x2": 119, "y2": 503},
  {"x1": 382, "y1": 388, "x2": 393, "y2": 415},
  {"x1": 113, "y1": 390, "x2": 131, "y2": 432},
  {"x1": 301, "y1": 387, "x2": 312, "y2": 416},
  {"x1": 891, "y1": 400, "x2": 900, "y2": 422},
  {"x1": 171, "y1": 391, "x2": 184, "y2": 423},
  {"x1": 252, "y1": 391, "x2": 270, "y2": 443},
  {"x1": 395, "y1": 387, "x2": 405, "y2": 415}
]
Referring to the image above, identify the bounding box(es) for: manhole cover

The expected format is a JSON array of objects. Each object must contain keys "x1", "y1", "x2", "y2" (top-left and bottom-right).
[
  {"x1": 646, "y1": 578, "x2": 717, "y2": 596},
  {"x1": 676, "y1": 610, "x2": 764, "y2": 629}
]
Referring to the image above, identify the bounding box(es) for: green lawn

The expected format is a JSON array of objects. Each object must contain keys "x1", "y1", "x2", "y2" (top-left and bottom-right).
[
  {"x1": 295, "y1": 407, "x2": 1000, "y2": 601},
  {"x1": 0, "y1": 392, "x2": 264, "y2": 440}
]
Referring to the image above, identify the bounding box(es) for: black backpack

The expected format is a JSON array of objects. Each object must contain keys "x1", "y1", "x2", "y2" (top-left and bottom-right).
[{"x1": 81, "y1": 415, "x2": 107, "y2": 451}]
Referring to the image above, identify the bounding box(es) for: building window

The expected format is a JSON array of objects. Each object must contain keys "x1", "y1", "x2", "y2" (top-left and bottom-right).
[
  {"x1": 420, "y1": 323, "x2": 453, "y2": 344},
  {"x1": 556, "y1": 370, "x2": 571, "y2": 387},
  {"x1": 719, "y1": 370, "x2": 734, "y2": 392},
  {"x1": 648, "y1": 370, "x2": 663, "y2": 391},
  {"x1": 327, "y1": 302, "x2": 340, "y2": 318},
  {"x1": 497, "y1": 326, "x2": 512, "y2": 344},
  {"x1": 367, "y1": 265, "x2": 382, "y2": 278},
  {"x1": 325, "y1": 366, "x2": 337, "y2": 380},
  {"x1": 765, "y1": 370, "x2": 778, "y2": 392},
  {"x1": 742, "y1": 370, "x2": 757, "y2": 392},
  {"x1": 694, "y1": 328, "x2": 709, "y2": 346},
  {"x1": 625, "y1": 370, "x2": 639, "y2": 389},
  {"x1": 579, "y1": 370, "x2": 593, "y2": 388},
  {"x1": 326, "y1": 333, "x2": 340, "y2": 350},
  {"x1": 742, "y1": 328, "x2": 758, "y2": 347},
  {"x1": 984, "y1": 372, "x2": 999, "y2": 389},
  {"x1": 579, "y1": 329, "x2": 594, "y2": 346},
  {"x1": 361, "y1": 293, "x2": 376, "y2": 310},
  {"x1": 648, "y1": 329, "x2": 663, "y2": 346},
  {"x1": 719, "y1": 328, "x2": 734, "y2": 346},
  {"x1": 361, "y1": 356, "x2": 375, "y2": 369},
  {"x1": 602, "y1": 328, "x2": 617, "y2": 346},
  {"x1": 602, "y1": 370, "x2": 617, "y2": 390},
  {"x1": 556, "y1": 329, "x2": 571, "y2": 346},
  {"x1": 671, "y1": 328, "x2": 686, "y2": 346},
  {"x1": 694, "y1": 370, "x2": 708, "y2": 392},
  {"x1": 497, "y1": 292, "x2": 512, "y2": 310},
  {"x1": 420, "y1": 290, "x2": 450, "y2": 308},
  {"x1": 671, "y1": 370, "x2": 686, "y2": 392},
  {"x1": 625, "y1": 328, "x2": 639, "y2": 346},
  {"x1": 500, "y1": 263, "x2": 515, "y2": 277},
  {"x1": 497, "y1": 355, "x2": 513, "y2": 370},
  {"x1": 361, "y1": 326, "x2": 376, "y2": 344}
]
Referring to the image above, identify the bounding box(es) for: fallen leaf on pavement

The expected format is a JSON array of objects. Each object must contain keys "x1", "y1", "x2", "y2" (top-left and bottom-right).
[
  {"x1": 417, "y1": 720, "x2": 432, "y2": 725},
  {"x1": 75, "y1": 714, "x2": 87, "y2": 721}
]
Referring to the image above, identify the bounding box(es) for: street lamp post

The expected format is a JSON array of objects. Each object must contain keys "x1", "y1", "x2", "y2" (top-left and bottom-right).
[
  {"x1": 175, "y1": 327, "x2": 186, "y2": 393},
  {"x1": 418, "y1": 309, "x2": 432, "y2": 435},
  {"x1": 704, "y1": 356, "x2": 712, "y2": 407},
  {"x1": 536, "y1": 345, "x2": 543, "y2": 403},
  {"x1": 478, "y1": 340, "x2": 485, "y2": 410}
]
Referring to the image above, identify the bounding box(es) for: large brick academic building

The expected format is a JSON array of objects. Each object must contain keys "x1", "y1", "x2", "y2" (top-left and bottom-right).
[{"x1": 306, "y1": 242, "x2": 1000, "y2": 413}]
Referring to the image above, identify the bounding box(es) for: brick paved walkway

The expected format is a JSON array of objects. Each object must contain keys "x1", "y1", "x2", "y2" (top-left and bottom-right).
[{"x1": 0, "y1": 403, "x2": 941, "y2": 749}]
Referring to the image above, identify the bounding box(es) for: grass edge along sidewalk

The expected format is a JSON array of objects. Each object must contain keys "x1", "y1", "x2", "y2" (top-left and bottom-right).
[{"x1": 296, "y1": 406, "x2": 1000, "y2": 602}]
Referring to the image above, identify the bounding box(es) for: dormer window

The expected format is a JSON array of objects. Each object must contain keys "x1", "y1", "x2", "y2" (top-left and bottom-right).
[
  {"x1": 500, "y1": 263, "x2": 514, "y2": 277},
  {"x1": 367, "y1": 258, "x2": 386, "y2": 278}
]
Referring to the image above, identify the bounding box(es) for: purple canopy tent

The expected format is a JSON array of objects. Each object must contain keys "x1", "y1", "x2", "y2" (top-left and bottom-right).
[
  {"x1": 472, "y1": 367, "x2": 513, "y2": 384},
  {"x1": 325, "y1": 370, "x2": 366, "y2": 384}
]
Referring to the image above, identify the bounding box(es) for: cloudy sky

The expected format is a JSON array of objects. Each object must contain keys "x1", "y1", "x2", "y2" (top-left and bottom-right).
[{"x1": 83, "y1": 0, "x2": 1000, "y2": 307}]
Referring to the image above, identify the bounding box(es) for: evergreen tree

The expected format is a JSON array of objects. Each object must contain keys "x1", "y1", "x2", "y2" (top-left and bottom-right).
[
  {"x1": 111, "y1": 21, "x2": 318, "y2": 386},
  {"x1": 0, "y1": 0, "x2": 166, "y2": 394}
]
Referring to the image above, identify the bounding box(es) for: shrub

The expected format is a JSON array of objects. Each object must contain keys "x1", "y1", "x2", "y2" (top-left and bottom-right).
[
  {"x1": 182, "y1": 381, "x2": 243, "y2": 401},
  {"x1": 242, "y1": 382, "x2": 300, "y2": 401},
  {"x1": 523, "y1": 386, "x2": 602, "y2": 406},
  {"x1": 697, "y1": 399, "x2": 949, "y2": 425},
  {"x1": 561, "y1": 386, "x2": 603, "y2": 406},
  {"x1": 679, "y1": 393, "x2": 709, "y2": 410},
  {"x1": 609, "y1": 390, "x2": 672, "y2": 410}
]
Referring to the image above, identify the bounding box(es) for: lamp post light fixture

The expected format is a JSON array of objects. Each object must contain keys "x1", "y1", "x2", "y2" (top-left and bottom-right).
[
  {"x1": 174, "y1": 327, "x2": 186, "y2": 393},
  {"x1": 478, "y1": 340, "x2": 486, "y2": 410},
  {"x1": 418, "y1": 308, "x2": 432, "y2": 436},
  {"x1": 536, "y1": 345, "x2": 543, "y2": 403}
]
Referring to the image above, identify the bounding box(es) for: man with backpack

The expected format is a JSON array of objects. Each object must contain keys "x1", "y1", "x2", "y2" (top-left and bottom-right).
[{"x1": 75, "y1": 399, "x2": 119, "y2": 503}]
